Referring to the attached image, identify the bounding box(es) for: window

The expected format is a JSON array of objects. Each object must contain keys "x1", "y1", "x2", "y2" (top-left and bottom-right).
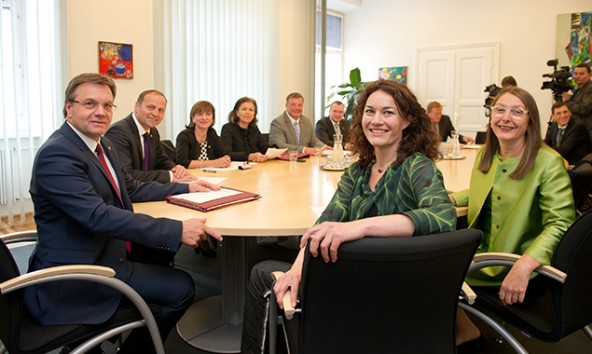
[
  {"x1": 315, "y1": 10, "x2": 344, "y2": 118},
  {"x1": 0, "y1": 0, "x2": 62, "y2": 222}
]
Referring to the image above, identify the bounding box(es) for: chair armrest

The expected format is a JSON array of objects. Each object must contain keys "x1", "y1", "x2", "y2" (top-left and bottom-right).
[
  {"x1": 271, "y1": 271, "x2": 296, "y2": 320},
  {"x1": 0, "y1": 265, "x2": 116, "y2": 293},
  {"x1": 461, "y1": 282, "x2": 477, "y2": 305},
  {"x1": 470, "y1": 252, "x2": 567, "y2": 283},
  {"x1": 1, "y1": 230, "x2": 37, "y2": 245},
  {"x1": 0, "y1": 264, "x2": 164, "y2": 353}
]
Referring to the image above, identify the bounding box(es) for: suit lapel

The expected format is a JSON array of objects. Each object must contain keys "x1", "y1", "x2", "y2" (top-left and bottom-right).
[{"x1": 125, "y1": 114, "x2": 144, "y2": 164}]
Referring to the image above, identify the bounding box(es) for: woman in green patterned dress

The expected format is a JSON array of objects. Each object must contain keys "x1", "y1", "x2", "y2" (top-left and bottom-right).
[{"x1": 241, "y1": 80, "x2": 457, "y2": 354}]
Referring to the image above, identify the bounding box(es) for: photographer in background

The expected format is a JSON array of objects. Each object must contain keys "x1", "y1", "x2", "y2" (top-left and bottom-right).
[
  {"x1": 501, "y1": 76, "x2": 517, "y2": 88},
  {"x1": 544, "y1": 102, "x2": 591, "y2": 165},
  {"x1": 562, "y1": 64, "x2": 592, "y2": 142}
]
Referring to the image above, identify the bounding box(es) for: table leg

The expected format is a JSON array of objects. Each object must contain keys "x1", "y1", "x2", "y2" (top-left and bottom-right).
[{"x1": 176, "y1": 236, "x2": 246, "y2": 353}]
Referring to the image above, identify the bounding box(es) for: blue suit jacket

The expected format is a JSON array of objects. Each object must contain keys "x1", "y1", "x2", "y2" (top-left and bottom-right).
[
  {"x1": 105, "y1": 113, "x2": 176, "y2": 183},
  {"x1": 25, "y1": 122, "x2": 188, "y2": 325}
]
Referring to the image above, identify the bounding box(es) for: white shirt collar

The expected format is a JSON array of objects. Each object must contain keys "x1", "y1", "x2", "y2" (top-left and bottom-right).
[
  {"x1": 67, "y1": 121, "x2": 100, "y2": 152},
  {"x1": 286, "y1": 112, "x2": 299, "y2": 125},
  {"x1": 132, "y1": 113, "x2": 150, "y2": 137}
]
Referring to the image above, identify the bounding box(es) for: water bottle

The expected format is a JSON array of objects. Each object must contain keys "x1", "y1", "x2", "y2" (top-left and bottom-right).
[{"x1": 332, "y1": 134, "x2": 344, "y2": 167}]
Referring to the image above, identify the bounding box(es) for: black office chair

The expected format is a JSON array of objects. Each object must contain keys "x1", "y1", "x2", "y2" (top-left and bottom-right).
[
  {"x1": 160, "y1": 139, "x2": 175, "y2": 161},
  {"x1": 568, "y1": 153, "x2": 592, "y2": 215},
  {"x1": 269, "y1": 229, "x2": 482, "y2": 354},
  {"x1": 261, "y1": 133, "x2": 270, "y2": 148},
  {"x1": 0, "y1": 231, "x2": 165, "y2": 354},
  {"x1": 475, "y1": 131, "x2": 487, "y2": 144},
  {"x1": 459, "y1": 209, "x2": 592, "y2": 353}
]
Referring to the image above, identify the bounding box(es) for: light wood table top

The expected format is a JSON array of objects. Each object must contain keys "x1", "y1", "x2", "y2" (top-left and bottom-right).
[
  {"x1": 133, "y1": 158, "x2": 342, "y2": 236},
  {"x1": 134, "y1": 148, "x2": 479, "y2": 235}
]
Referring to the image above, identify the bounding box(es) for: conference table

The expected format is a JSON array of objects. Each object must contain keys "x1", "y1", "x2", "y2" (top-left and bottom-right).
[{"x1": 133, "y1": 147, "x2": 478, "y2": 353}]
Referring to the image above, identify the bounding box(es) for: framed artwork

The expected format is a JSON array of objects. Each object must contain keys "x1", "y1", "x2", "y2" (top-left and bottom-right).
[
  {"x1": 378, "y1": 66, "x2": 408, "y2": 85},
  {"x1": 98, "y1": 41, "x2": 133, "y2": 79}
]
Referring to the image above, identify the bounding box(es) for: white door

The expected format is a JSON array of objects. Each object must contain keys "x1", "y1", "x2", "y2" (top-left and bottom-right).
[{"x1": 416, "y1": 43, "x2": 499, "y2": 140}]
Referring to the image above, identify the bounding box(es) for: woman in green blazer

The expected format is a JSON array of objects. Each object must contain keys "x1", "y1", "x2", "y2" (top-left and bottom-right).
[{"x1": 451, "y1": 87, "x2": 575, "y2": 350}]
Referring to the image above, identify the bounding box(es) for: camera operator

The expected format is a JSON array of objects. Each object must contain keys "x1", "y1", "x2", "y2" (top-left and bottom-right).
[
  {"x1": 501, "y1": 76, "x2": 517, "y2": 88},
  {"x1": 562, "y1": 63, "x2": 592, "y2": 142}
]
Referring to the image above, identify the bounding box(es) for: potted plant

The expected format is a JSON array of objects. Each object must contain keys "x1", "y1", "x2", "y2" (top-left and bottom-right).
[{"x1": 327, "y1": 67, "x2": 366, "y2": 120}]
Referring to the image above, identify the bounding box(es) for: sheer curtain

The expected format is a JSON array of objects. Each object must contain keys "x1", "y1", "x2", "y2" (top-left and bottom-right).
[
  {"x1": 0, "y1": 0, "x2": 63, "y2": 225},
  {"x1": 162, "y1": 0, "x2": 280, "y2": 136}
]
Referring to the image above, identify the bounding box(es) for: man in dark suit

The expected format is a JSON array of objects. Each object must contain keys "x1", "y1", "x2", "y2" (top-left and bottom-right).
[
  {"x1": 562, "y1": 63, "x2": 592, "y2": 143},
  {"x1": 427, "y1": 101, "x2": 475, "y2": 144},
  {"x1": 269, "y1": 92, "x2": 327, "y2": 154},
  {"x1": 24, "y1": 73, "x2": 222, "y2": 353},
  {"x1": 105, "y1": 90, "x2": 196, "y2": 184},
  {"x1": 544, "y1": 101, "x2": 591, "y2": 165},
  {"x1": 315, "y1": 101, "x2": 351, "y2": 149}
]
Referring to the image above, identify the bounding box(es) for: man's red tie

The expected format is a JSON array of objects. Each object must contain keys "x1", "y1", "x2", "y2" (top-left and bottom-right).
[{"x1": 96, "y1": 144, "x2": 131, "y2": 252}]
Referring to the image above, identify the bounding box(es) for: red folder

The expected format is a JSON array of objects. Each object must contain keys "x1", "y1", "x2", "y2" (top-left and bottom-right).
[{"x1": 166, "y1": 187, "x2": 261, "y2": 212}]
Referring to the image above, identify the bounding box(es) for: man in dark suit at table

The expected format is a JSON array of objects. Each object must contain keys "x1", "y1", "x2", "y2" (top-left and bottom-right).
[
  {"x1": 105, "y1": 89, "x2": 196, "y2": 184},
  {"x1": 544, "y1": 101, "x2": 591, "y2": 165},
  {"x1": 427, "y1": 101, "x2": 475, "y2": 144},
  {"x1": 562, "y1": 64, "x2": 592, "y2": 143},
  {"x1": 315, "y1": 101, "x2": 351, "y2": 149},
  {"x1": 24, "y1": 73, "x2": 222, "y2": 354},
  {"x1": 269, "y1": 92, "x2": 327, "y2": 154}
]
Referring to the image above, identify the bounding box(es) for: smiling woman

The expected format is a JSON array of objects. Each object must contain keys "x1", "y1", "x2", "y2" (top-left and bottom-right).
[
  {"x1": 241, "y1": 80, "x2": 456, "y2": 354},
  {"x1": 451, "y1": 87, "x2": 575, "y2": 348}
]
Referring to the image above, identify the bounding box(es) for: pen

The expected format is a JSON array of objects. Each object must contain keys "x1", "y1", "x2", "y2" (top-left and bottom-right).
[{"x1": 202, "y1": 169, "x2": 217, "y2": 173}]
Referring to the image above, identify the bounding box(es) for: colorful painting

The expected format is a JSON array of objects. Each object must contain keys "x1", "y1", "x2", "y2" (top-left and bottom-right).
[
  {"x1": 565, "y1": 12, "x2": 591, "y2": 67},
  {"x1": 378, "y1": 66, "x2": 408, "y2": 84},
  {"x1": 98, "y1": 41, "x2": 133, "y2": 79}
]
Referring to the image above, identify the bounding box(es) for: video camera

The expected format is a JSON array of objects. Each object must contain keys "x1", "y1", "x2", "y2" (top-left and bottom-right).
[
  {"x1": 541, "y1": 59, "x2": 573, "y2": 102},
  {"x1": 484, "y1": 83, "x2": 501, "y2": 110}
]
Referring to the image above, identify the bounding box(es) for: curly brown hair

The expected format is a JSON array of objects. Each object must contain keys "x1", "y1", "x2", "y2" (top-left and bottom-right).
[{"x1": 349, "y1": 80, "x2": 440, "y2": 167}]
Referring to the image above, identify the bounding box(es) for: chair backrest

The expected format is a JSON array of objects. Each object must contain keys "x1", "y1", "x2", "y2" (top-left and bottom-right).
[
  {"x1": 0, "y1": 237, "x2": 27, "y2": 353},
  {"x1": 568, "y1": 153, "x2": 592, "y2": 210},
  {"x1": 160, "y1": 139, "x2": 175, "y2": 161},
  {"x1": 550, "y1": 209, "x2": 592, "y2": 337},
  {"x1": 475, "y1": 131, "x2": 487, "y2": 144},
  {"x1": 261, "y1": 133, "x2": 270, "y2": 148},
  {"x1": 298, "y1": 229, "x2": 482, "y2": 354}
]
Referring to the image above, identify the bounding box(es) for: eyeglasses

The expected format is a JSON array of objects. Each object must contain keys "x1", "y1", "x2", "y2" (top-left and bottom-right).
[
  {"x1": 490, "y1": 105, "x2": 528, "y2": 119},
  {"x1": 71, "y1": 100, "x2": 117, "y2": 112}
]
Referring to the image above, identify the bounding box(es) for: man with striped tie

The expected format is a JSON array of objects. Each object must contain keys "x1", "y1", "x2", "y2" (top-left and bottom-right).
[{"x1": 269, "y1": 92, "x2": 327, "y2": 155}]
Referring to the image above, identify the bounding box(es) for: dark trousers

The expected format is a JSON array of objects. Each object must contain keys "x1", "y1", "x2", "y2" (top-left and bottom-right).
[
  {"x1": 241, "y1": 260, "x2": 300, "y2": 354},
  {"x1": 118, "y1": 260, "x2": 195, "y2": 353}
]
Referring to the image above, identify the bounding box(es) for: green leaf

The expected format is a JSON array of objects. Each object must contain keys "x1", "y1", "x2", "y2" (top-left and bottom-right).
[{"x1": 349, "y1": 68, "x2": 362, "y2": 89}]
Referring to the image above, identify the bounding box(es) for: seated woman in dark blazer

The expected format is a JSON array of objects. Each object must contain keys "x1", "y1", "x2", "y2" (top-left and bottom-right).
[
  {"x1": 175, "y1": 100, "x2": 231, "y2": 169},
  {"x1": 221, "y1": 97, "x2": 269, "y2": 162}
]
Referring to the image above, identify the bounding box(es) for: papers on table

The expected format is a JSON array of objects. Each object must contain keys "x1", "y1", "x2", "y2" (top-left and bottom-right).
[
  {"x1": 202, "y1": 161, "x2": 257, "y2": 172},
  {"x1": 197, "y1": 177, "x2": 227, "y2": 185},
  {"x1": 265, "y1": 148, "x2": 288, "y2": 159}
]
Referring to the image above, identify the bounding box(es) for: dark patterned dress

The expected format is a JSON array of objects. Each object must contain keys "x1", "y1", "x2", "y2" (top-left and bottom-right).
[{"x1": 317, "y1": 152, "x2": 456, "y2": 234}]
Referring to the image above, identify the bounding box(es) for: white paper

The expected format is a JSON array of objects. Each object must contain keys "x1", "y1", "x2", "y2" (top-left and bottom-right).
[
  {"x1": 197, "y1": 177, "x2": 226, "y2": 184},
  {"x1": 172, "y1": 188, "x2": 242, "y2": 204},
  {"x1": 265, "y1": 147, "x2": 288, "y2": 159},
  {"x1": 202, "y1": 161, "x2": 256, "y2": 172}
]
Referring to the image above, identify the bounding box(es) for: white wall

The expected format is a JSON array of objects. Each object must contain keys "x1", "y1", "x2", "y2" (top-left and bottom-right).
[
  {"x1": 67, "y1": 0, "x2": 155, "y2": 120},
  {"x1": 66, "y1": 0, "x2": 315, "y2": 137},
  {"x1": 342, "y1": 0, "x2": 591, "y2": 128}
]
